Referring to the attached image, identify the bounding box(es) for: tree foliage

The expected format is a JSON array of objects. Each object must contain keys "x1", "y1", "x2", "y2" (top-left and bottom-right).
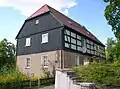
[
  {"x1": 104, "y1": 0, "x2": 120, "y2": 39},
  {"x1": 106, "y1": 37, "x2": 120, "y2": 62},
  {"x1": 106, "y1": 38, "x2": 116, "y2": 62},
  {"x1": 0, "y1": 39, "x2": 16, "y2": 67}
]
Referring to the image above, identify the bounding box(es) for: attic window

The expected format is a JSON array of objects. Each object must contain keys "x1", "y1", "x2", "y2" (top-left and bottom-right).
[{"x1": 35, "y1": 19, "x2": 39, "y2": 24}]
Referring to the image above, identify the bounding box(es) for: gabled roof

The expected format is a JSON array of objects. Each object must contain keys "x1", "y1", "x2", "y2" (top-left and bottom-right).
[{"x1": 26, "y1": 4, "x2": 104, "y2": 46}]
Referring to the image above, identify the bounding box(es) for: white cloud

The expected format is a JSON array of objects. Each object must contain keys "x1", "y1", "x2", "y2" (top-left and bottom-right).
[{"x1": 0, "y1": 0, "x2": 77, "y2": 16}]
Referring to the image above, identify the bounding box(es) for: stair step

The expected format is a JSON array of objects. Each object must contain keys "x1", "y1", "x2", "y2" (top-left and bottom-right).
[{"x1": 67, "y1": 71, "x2": 76, "y2": 76}]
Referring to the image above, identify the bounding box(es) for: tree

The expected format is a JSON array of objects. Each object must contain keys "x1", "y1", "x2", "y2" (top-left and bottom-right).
[
  {"x1": 0, "y1": 39, "x2": 16, "y2": 67},
  {"x1": 106, "y1": 38, "x2": 116, "y2": 62},
  {"x1": 104, "y1": 0, "x2": 120, "y2": 39}
]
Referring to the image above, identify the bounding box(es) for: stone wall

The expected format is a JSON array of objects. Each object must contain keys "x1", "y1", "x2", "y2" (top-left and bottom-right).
[{"x1": 55, "y1": 69, "x2": 96, "y2": 89}]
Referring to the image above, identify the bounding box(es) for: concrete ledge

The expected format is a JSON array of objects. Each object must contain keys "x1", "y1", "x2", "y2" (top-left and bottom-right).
[
  {"x1": 56, "y1": 68, "x2": 72, "y2": 72},
  {"x1": 77, "y1": 83, "x2": 95, "y2": 86}
]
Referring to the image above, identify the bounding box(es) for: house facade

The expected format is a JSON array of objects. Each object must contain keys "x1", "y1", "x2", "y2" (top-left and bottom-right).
[{"x1": 16, "y1": 4, "x2": 105, "y2": 77}]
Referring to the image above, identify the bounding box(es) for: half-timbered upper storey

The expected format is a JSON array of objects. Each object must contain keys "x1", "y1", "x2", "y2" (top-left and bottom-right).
[{"x1": 16, "y1": 4, "x2": 105, "y2": 58}]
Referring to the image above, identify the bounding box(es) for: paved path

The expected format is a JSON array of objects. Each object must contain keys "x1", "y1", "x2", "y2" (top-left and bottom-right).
[{"x1": 39, "y1": 85, "x2": 54, "y2": 89}]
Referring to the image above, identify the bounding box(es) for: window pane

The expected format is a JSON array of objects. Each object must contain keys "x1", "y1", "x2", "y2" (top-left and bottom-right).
[
  {"x1": 77, "y1": 35, "x2": 81, "y2": 40},
  {"x1": 26, "y1": 38, "x2": 31, "y2": 46},
  {"x1": 64, "y1": 29, "x2": 70, "y2": 35},
  {"x1": 71, "y1": 32, "x2": 76, "y2": 38},
  {"x1": 42, "y1": 33, "x2": 48, "y2": 43},
  {"x1": 65, "y1": 35, "x2": 70, "y2": 42},
  {"x1": 87, "y1": 44, "x2": 90, "y2": 48},
  {"x1": 77, "y1": 46, "x2": 82, "y2": 51},
  {"x1": 71, "y1": 38, "x2": 76, "y2": 44},
  {"x1": 87, "y1": 49, "x2": 90, "y2": 53},
  {"x1": 91, "y1": 45, "x2": 93, "y2": 50},
  {"x1": 95, "y1": 51, "x2": 97, "y2": 55},
  {"x1": 65, "y1": 43, "x2": 70, "y2": 48},
  {"x1": 94, "y1": 45, "x2": 96, "y2": 50},
  {"x1": 71, "y1": 44, "x2": 76, "y2": 50},
  {"x1": 42, "y1": 56, "x2": 48, "y2": 68},
  {"x1": 87, "y1": 39, "x2": 90, "y2": 43},
  {"x1": 77, "y1": 40, "x2": 82, "y2": 46},
  {"x1": 91, "y1": 41, "x2": 93, "y2": 45},
  {"x1": 91, "y1": 50, "x2": 94, "y2": 54}
]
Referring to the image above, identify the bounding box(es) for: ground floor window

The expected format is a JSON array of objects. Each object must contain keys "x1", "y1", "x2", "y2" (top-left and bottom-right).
[
  {"x1": 41, "y1": 56, "x2": 48, "y2": 68},
  {"x1": 26, "y1": 58, "x2": 30, "y2": 68}
]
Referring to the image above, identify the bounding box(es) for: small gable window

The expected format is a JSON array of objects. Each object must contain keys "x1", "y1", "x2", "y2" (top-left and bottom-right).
[
  {"x1": 25, "y1": 38, "x2": 31, "y2": 46},
  {"x1": 35, "y1": 19, "x2": 39, "y2": 24},
  {"x1": 42, "y1": 33, "x2": 48, "y2": 43}
]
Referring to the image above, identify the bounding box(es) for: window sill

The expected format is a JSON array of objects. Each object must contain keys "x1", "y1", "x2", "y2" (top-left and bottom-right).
[{"x1": 25, "y1": 45, "x2": 31, "y2": 47}]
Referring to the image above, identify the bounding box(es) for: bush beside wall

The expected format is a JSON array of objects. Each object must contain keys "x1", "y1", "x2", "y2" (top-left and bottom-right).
[{"x1": 73, "y1": 61, "x2": 120, "y2": 89}]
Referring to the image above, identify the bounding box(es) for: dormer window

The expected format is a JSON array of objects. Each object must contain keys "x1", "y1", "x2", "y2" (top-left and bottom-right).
[
  {"x1": 25, "y1": 38, "x2": 31, "y2": 46},
  {"x1": 35, "y1": 19, "x2": 39, "y2": 24}
]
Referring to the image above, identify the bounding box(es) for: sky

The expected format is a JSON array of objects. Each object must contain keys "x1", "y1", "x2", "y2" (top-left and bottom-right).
[{"x1": 0, "y1": 0, "x2": 115, "y2": 45}]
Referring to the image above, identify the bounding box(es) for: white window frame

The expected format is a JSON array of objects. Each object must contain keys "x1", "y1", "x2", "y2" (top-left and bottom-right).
[
  {"x1": 25, "y1": 38, "x2": 31, "y2": 47},
  {"x1": 35, "y1": 19, "x2": 39, "y2": 24},
  {"x1": 42, "y1": 33, "x2": 48, "y2": 44}
]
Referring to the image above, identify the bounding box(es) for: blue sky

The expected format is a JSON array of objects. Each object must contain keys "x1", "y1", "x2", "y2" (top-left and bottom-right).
[{"x1": 0, "y1": 0, "x2": 114, "y2": 45}]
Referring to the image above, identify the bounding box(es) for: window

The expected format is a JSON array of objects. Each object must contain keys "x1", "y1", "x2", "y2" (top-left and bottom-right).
[
  {"x1": 87, "y1": 49, "x2": 90, "y2": 53},
  {"x1": 71, "y1": 32, "x2": 76, "y2": 38},
  {"x1": 25, "y1": 38, "x2": 31, "y2": 46},
  {"x1": 91, "y1": 45, "x2": 94, "y2": 50},
  {"x1": 77, "y1": 35, "x2": 81, "y2": 40},
  {"x1": 71, "y1": 44, "x2": 76, "y2": 50},
  {"x1": 87, "y1": 44, "x2": 90, "y2": 49},
  {"x1": 26, "y1": 58, "x2": 30, "y2": 68},
  {"x1": 35, "y1": 19, "x2": 39, "y2": 24},
  {"x1": 65, "y1": 35, "x2": 70, "y2": 42},
  {"x1": 64, "y1": 29, "x2": 70, "y2": 35},
  {"x1": 41, "y1": 56, "x2": 48, "y2": 68},
  {"x1": 42, "y1": 33, "x2": 48, "y2": 43},
  {"x1": 77, "y1": 40, "x2": 82, "y2": 46},
  {"x1": 65, "y1": 42, "x2": 70, "y2": 48},
  {"x1": 77, "y1": 46, "x2": 82, "y2": 51},
  {"x1": 87, "y1": 39, "x2": 90, "y2": 43},
  {"x1": 71, "y1": 38, "x2": 76, "y2": 44}
]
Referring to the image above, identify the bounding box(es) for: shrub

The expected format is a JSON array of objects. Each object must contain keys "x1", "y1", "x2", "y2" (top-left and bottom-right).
[
  {"x1": 0, "y1": 65, "x2": 29, "y2": 83},
  {"x1": 73, "y1": 61, "x2": 120, "y2": 89}
]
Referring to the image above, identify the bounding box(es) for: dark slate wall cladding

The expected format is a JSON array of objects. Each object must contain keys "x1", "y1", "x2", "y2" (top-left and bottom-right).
[
  {"x1": 17, "y1": 27, "x2": 63, "y2": 56},
  {"x1": 17, "y1": 12, "x2": 62, "y2": 38}
]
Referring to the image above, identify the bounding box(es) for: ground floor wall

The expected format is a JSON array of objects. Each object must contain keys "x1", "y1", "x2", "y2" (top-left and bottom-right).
[{"x1": 16, "y1": 50, "x2": 94, "y2": 77}]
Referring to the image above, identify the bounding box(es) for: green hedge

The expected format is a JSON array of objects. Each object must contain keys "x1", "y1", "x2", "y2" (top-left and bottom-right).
[{"x1": 73, "y1": 61, "x2": 120, "y2": 89}]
